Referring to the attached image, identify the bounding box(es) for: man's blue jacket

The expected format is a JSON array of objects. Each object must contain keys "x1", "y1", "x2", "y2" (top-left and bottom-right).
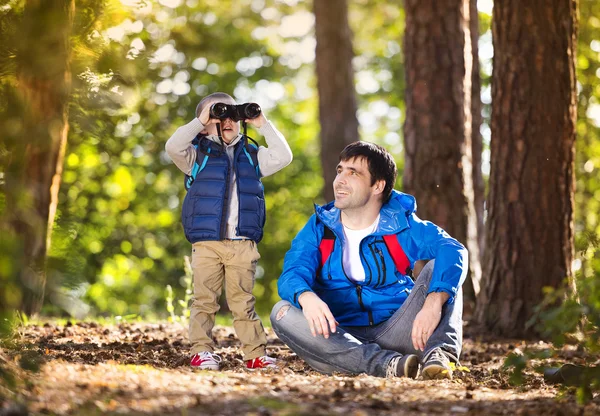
[{"x1": 277, "y1": 190, "x2": 468, "y2": 327}]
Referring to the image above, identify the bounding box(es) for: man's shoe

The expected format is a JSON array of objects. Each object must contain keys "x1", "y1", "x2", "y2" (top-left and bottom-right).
[
  {"x1": 422, "y1": 348, "x2": 453, "y2": 380},
  {"x1": 246, "y1": 355, "x2": 278, "y2": 370},
  {"x1": 190, "y1": 351, "x2": 222, "y2": 370},
  {"x1": 386, "y1": 354, "x2": 419, "y2": 379}
]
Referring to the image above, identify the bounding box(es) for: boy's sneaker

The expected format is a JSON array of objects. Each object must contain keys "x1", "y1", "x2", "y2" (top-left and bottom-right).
[
  {"x1": 190, "y1": 351, "x2": 222, "y2": 370},
  {"x1": 422, "y1": 348, "x2": 453, "y2": 380},
  {"x1": 246, "y1": 355, "x2": 278, "y2": 370},
  {"x1": 386, "y1": 354, "x2": 419, "y2": 379}
]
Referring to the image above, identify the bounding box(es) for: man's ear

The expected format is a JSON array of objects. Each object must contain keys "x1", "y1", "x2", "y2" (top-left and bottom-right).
[{"x1": 373, "y1": 180, "x2": 385, "y2": 195}]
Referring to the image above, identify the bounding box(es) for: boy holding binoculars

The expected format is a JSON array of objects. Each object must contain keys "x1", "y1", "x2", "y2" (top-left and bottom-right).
[{"x1": 165, "y1": 92, "x2": 293, "y2": 370}]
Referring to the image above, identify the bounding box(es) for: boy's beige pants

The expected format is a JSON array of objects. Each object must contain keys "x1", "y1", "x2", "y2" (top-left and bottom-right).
[{"x1": 189, "y1": 240, "x2": 267, "y2": 360}]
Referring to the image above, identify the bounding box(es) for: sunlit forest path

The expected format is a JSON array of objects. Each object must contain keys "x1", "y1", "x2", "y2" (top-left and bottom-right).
[{"x1": 3, "y1": 322, "x2": 597, "y2": 415}]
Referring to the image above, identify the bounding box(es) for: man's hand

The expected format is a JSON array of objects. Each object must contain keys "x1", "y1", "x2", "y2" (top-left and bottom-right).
[
  {"x1": 298, "y1": 292, "x2": 337, "y2": 339},
  {"x1": 411, "y1": 292, "x2": 449, "y2": 351},
  {"x1": 245, "y1": 112, "x2": 267, "y2": 129}
]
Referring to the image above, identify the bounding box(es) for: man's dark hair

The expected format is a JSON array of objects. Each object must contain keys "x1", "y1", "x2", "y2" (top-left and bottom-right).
[
  {"x1": 339, "y1": 141, "x2": 397, "y2": 202},
  {"x1": 195, "y1": 92, "x2": 235, "y2": 118}
]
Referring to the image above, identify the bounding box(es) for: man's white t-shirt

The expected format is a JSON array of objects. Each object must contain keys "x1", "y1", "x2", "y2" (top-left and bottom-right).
[{"x1": 342, "y1": 215, "x2": 380, "y2": 282}]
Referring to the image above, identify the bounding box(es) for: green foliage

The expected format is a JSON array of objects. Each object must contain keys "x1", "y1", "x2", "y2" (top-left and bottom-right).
[
  {"x1": 350, "y1": 0, "x2": 405, "y2": 168},
  {"x1": 535, "y1": 238, "x2": 600, "y2": 355},
  {"x1": 503, "y1": 352, "x2": 528, "y2": 386},
  {"x1": 576, "y1": 0, "x2": 600, "y2": 257},
  {"x1": 42, "y1": 0, "x2": 324, "y2": 318},
  {"x1": 1, "y1": 0, "x2": 600, "y2": 328},
  {"x1": 31, "y1": 0, "x2": 408, "y2": 319},
  {"x1": 165, "y1": 256, "x2": 193, "y2": 325},
  {"x1": 504, "y1": 236, "x2": 600, "y2": 403}
]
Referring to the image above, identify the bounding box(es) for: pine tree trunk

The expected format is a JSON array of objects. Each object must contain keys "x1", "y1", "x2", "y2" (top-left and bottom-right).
[
  {"x1": 314, "y1": 0, "x2": 359, "y2": 202},
  {"x1": 403, "y1": 0, "x2": 481, "y2": 302},
  {"x1": 8, "y1": 0, "x2": 74, "y2": 315},
  {"x1": 475, "y1": 0, "x2": 577, "y2": 337},
  {"x1": 470, "y1": 0, "x2": 485, "y2": 272}
]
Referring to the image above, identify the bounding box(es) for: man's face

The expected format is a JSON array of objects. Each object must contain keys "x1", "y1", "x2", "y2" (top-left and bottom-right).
[
  {"x1": 333, "y1": 157, "x2": 381, "y2": 211},
  {"x1": 201, "y1": 97, "x2": 240, "y2": 143}
]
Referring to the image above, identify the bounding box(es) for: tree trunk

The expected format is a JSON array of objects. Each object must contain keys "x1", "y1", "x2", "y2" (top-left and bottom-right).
[
  {"x1": 314, "y1": 0, "x2": 359, "y2": 202},
  {"x1": 7, "y1": 0, "x2": 74, "y2": 315},
  {"x1": 403, "y1": 0, "x2": 481, "y2": 304},
  {"x1": 470, "y1": 0, "x2": 485, "y2": 272},
  {"x1": 475, "y1": 0, "x2": 577, "y2": 337}
]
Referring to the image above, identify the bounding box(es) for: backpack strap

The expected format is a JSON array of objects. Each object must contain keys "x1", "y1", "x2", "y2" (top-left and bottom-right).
[
  {"x1": 319, "y1": 226, "x2": 336, "y2": 267},
  {"x1": 185, "y1": 138, "x2": 210, "y2": 191},
  {"x1": 383, "y1": 234, "x2": 412, "y2": 276},
  {"x1": 242, "y1": 135, "x2": 261, "y2": 177}
]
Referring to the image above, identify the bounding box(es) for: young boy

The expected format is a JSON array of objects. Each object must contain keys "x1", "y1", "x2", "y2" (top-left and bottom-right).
[{"x1": 165, "y1": 92, "x2": 292, "y2": 370}]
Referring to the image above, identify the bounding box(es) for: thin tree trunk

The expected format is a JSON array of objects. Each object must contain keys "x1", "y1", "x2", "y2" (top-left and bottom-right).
[
  {"x1": 314, "y1": 0, "x2": 359, "y2": 202},
  {"x1": 8, "y1": 0, "x2": 74, "y2": 315},
  {"x1": 471, "y1": 0, "x2": 485, "y2": 275},
  {"x1": 403, "y1": 0, "x2": 481, "y2": 303},
  {"x1": 475, "y1": 0, "x2": 577, "y2": 337}
]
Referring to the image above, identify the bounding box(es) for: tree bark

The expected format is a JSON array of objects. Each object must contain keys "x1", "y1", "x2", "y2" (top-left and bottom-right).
[
  {"x1": 475, "y1": 0, "x2": 577, "y2": 337},
  {"x1": 7, "y1": 0, "x2": 74, "y2": 315},
  {"x1": 403, "y1": 0, "x2": 481, "y2": 302},
  {"x1": 314, "y1": 0, "x2": 359, "y2": 202}
]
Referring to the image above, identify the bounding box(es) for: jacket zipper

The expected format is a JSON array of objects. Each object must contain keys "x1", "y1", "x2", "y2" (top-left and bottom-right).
[
  {"x1": 355, "y1": 286, "x2": 374, "y2": 326},
  {"x1": 369, "y1": 243, "x2": 381, "y2": 287},
  {"x1": 356, "y1": 286, "x2": 365, "y2": 311},
  {"x1": 329, "y1": 227, "x2": 374, "y2": 326},
  {"x1": 327, "y1": 237, "x2": 333, "y2": 279},
  {"x1": 376, "y1": 247, "x2": 386, "y2": 287},
  {"x1": 360, "y1": 240, "x2": 373, "y2": 285},
  {"x1": 220, "y1": 149, "x2": 231, "y2": 239}
]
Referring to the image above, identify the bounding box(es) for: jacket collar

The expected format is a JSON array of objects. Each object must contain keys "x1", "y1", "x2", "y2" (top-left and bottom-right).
[{"x1": 314, "y1": 190, "x2": 416, "y2": 236}]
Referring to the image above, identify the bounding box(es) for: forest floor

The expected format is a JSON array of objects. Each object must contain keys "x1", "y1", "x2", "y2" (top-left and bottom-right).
[{"x1": 1, "y1": 321, "x2": 599, "y2": 416}]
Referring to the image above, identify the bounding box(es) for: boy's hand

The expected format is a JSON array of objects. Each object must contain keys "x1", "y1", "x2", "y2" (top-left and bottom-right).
[
  {"x1": 245, "y1": 112, "x2": 267, "y2": 129},
  {"x1": 198, "y1": 104, "x2": 219, "y2": 126},
  {"x1": 298, "y1": 292, "x2": 337, "y2": 339}
]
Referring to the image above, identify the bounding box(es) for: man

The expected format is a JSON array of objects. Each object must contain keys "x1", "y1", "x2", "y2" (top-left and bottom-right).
[{"x1": 271, "y1": 141, "x2": 467, "y2": 379}]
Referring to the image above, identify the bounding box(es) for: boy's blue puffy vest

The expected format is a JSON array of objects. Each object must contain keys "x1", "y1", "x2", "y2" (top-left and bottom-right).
[{"x1": 181, "y1": 135, "x2": 265, "y2": 243}]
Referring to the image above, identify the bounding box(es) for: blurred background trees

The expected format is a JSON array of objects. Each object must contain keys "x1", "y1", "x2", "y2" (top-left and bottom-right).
[
  {"x1": 313, "y1": 0, "x2": 358, "y2": 202},
  {"x1": 0, "y1": 0, "x2": 599, "y2": 347}
]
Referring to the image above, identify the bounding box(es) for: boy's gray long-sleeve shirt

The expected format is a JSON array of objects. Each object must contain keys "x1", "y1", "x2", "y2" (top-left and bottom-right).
[{"x1": 165, "y1": 118, "x2": 293, "y2": 239}]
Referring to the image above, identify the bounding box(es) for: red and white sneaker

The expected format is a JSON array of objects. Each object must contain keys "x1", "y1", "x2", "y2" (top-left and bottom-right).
[
  {"x1": 246, "y1": 355, "x2": 278, "y2": 370},
  {"x1": 190, "y1": 351, "x2": 222, "y2": 370}
]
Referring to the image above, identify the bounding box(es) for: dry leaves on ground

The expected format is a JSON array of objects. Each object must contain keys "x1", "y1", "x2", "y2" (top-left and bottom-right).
[{"x1": 0, "y1": 322, "x2": 598, "y2": 415}]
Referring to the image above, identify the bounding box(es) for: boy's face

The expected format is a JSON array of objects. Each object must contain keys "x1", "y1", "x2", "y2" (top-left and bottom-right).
[{"x1": 201, "y1": 96, "x2": 240, "y2": 143}]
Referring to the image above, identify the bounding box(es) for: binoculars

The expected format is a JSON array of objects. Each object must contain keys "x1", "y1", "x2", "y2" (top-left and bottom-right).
[{"x1": 209, "y1": 102, "x2": 261, "y2": 121}]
